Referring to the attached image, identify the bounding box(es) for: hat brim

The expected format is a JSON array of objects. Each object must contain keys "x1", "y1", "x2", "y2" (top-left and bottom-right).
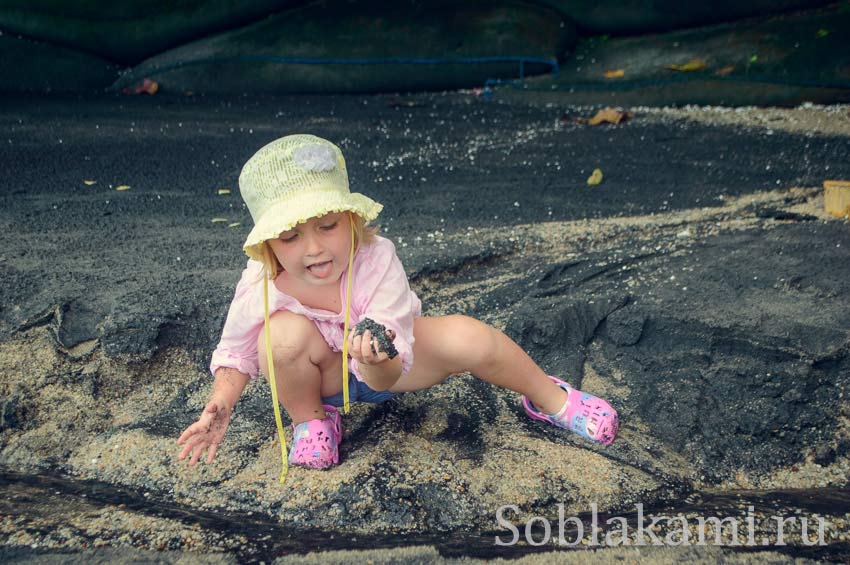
[{"x1": 242, "y1": 190, "x2": 383, "y2": 261}]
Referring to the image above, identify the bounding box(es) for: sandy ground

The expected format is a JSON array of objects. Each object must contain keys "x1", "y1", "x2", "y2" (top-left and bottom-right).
[{"x1": 1, "y1": 93, "x2": 849, "y2": 562}]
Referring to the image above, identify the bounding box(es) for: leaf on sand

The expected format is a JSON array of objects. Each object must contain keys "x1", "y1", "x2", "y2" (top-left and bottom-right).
[
  {"x1": 665, "y1": 58, "x2": 707, "y2": 72},
  {"x1": 115, "y1": 185, "x2": 131, "y2": 191},
  {"x1": 217, "y1": 188, "x2": 231, "y2": 195},
  {"x1": 587, "y1": 169, "x2": 603, "y2": 186},
  {"x1": 587, "y1": 107, "x2": 634, "y2": 126},
  {"x1": 83, "y1": 180, "x2": 96, "y2": 186},
  {"x1": 122, "y1": 77, "x2": 158, "y2": 96},
  {"x1": 603, "y1": 69, "x2": 625, "y2": 78},
  {"x1": 211, "y1": 218, "x2": 229, "y2": 223}
]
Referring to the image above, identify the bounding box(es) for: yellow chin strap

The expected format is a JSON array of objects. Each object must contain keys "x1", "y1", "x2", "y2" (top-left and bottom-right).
[
  {"x1": 262, "y1": 214, "x2": 356, "y2": 483},
  {"x1": 340, "y1": 214, "x2": 355, "y2": 415}
]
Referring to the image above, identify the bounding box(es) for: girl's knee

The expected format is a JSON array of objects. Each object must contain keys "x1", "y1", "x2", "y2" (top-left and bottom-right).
[
  {"x1": 257, "y1": 311, "x2": 321, "y2": 364},
  {"x1": 430, "y1": 315, "x2": 499, "y2": 373}
]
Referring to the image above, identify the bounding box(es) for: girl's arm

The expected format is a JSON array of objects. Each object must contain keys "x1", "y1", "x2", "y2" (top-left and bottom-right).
[
  {"x1": 351, "y1": 238, "x2": 421, "y2": 382},
  {"x1": 209, "y1": 367, "x2": 251, "y2": 412},
  {"x1": 349, "y1": 331, "x2": 403, "y2": 390},
  {"x1": 177, "y1": 367, "x2": 250, "y2": 466}
]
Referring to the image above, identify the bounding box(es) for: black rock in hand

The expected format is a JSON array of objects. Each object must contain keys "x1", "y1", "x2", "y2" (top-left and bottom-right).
[{"x1": 352, "y1": 318, "x2": 399, "y2": 359}]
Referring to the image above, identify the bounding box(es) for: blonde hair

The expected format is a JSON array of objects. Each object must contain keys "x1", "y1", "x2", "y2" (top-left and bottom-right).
[{"x1": 256, "y1": 212, "x2": 378, "y2": 281}]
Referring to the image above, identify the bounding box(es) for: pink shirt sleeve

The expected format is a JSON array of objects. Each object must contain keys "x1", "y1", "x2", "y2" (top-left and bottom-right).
[
  {"x1": 209, "y1": 260, "x2": 265, "y2": 379},
  {"x1": 349, "y1": 237, "x2": 422, "y2": 378}
]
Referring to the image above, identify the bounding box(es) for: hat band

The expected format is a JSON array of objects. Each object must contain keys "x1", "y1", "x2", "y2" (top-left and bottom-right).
[{"x1": 251, "y1": 184, "x2": 348, "y2": 223}]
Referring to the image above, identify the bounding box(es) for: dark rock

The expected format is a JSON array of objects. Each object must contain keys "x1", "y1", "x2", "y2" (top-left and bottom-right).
[
  {"x1": 0, "y1": 0, "x2": 297, "y2": 65},
  {"x1": 0, "y1": 34, "x2": 118, "y2": 93},
  {"x1": 1, "y1": 393, "x2": 26, "y2": 431},
  {"x1": 51, "y1": 300, "x2": 100, "y2": 350},
  {"x1": 510, "y1": 222, "x2": 850, "y2": 481},
  {"x1": 814, "y1": 445, "x2": 836, "y2": 466},
  {"x1": 511, "y1": 4, "x2": 850, "y2": 107},
  {"x1": 754, "y1": 208, "x2": 818, "y2": 222},
  {"x1": 352, "y1": 318, "x2": 398, "y2": 359},
  {"x1": 601, "y1": 304, "x2": 645, "y2": 346},
  {"x1": 111, "y1": 1, "x2": 573, "y2": 95},
  {"x1": 539, "y1": 0, "x2": 833, "y2": 34}
]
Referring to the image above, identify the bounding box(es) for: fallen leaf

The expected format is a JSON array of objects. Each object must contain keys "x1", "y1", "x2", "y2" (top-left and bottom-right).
[
  {"x1": 587, "y1": 107, "x2": 633, "y2": 126},
  {"x1": 211, "y1": 218, "x2": 229, "y2": 223},
  {"x1": 83, "y1": 180, "x2": 96, "y2": 186},
  {"x1": 217, "y1": 188, "x2": 231, "y2": 195},
  {"x1": 715, "y1": 65, "x2": 736, "y2": 76},
  {"x1": 587, "y1": 169, "x2": 603, "y2": 186},
  {"x1": 665, "y1": 58, "x2": 707, "y2": 72},
  {"x1": 115, "y1": 185, "x2": 131, "y2": 191},
  {"x1": 603, "y1": 69, "x2": 625, "y2": 78},
  {"x1": 121, "y1": 77, "x2": 158, "y2": 96},
  {"x1": 228, "y1": 222, "x2": 241, "y2": 228}
]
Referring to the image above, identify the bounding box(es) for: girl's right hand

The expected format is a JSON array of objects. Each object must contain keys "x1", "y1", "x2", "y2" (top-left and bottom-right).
[{"x1": 177, "y1": 400, "x2": 231, "y2": 466}]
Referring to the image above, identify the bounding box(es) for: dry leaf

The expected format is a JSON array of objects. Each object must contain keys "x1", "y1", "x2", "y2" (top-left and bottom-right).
[
  {"x1": 211, "y1": 218, "x2": 229, "y2": 223},
  {"x1": 228, "y1": 222, "x2": 241, "y2": 228},
  {"x1": 665, "y1": 58, "x2": 707, "y2": 72},
  {"x1": 83, "y1": 180, "x2": 96, "y2": 186},
  {"x1": 603, "y1": 69, "x2": 625, "y2": 78},
  {"x1": 217, "y1": 188, "x2": 231, "y2": 195},
  {"x1": 122, "y1": 77, "x2": 158, "y2": 96},
  {"x1": 587, "y1": 107, "x2": 633, "y2": 126},
  {"x1": 115, "y1": 185, "x2": 131, "y2": 191},
  {"x1": 587, "y1": 169, "x2": 603, "y2": 186},
  {"x1": 715, "y1": 65, "x2": 736, "y2": 76}
]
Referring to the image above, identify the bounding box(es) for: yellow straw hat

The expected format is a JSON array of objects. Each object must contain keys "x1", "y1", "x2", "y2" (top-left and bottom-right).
[{"x1": 239, "y1": 134, "x2": 383, "y2": 261}]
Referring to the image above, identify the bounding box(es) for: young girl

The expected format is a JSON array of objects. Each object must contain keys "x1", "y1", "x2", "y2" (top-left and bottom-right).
[{"x1": 177, "y1": 134, "x2": 618, "y2": 478}]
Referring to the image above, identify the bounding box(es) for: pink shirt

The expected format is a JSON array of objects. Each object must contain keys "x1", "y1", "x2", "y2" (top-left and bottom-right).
[{"x1": 210, "y1": 236, "x2": 422, "y2": 382}]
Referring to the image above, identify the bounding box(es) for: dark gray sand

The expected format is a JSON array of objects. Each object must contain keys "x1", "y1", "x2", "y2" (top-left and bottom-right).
[{"x1": 1, "y1": 93, "x2": 849, "y2": 562}]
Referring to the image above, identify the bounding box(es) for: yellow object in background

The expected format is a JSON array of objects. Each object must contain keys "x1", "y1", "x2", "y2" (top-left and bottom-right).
[
  {"x1": 587, "y1": 169, "x2": 603, "y2": 186},
  {"x1": 824, "y1": 180, "x2": 850, "y2": 217},
  {"x1": 666, "y1": 58, "x2": 707, "y2": 72}
]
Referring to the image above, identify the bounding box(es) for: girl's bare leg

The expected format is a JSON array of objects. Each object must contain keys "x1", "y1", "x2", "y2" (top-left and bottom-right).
[
  {"x1": 390, "y1": 315, "x2": 567, "y2": 414},
  {"x1": 257, "y1": 311, "x2": 343, "y2": 424}
]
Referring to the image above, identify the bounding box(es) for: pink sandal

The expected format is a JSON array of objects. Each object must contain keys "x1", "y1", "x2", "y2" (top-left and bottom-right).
[
  {"x1": 522, "y1": 375, "x2": 619, "y2": 445},
  {"x1": 289, "y1": 405, "x2": 342, "y2": 469}
]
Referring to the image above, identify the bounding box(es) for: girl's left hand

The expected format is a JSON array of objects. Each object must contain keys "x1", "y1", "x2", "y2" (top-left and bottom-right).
[{"x1": 348, "y1": 328, "x2": 396, "y2": 366}]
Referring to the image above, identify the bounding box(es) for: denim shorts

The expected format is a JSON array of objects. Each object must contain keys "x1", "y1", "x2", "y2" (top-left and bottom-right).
[{"x1": 322, "y1": 373, "x2": 402, "y2": 407}]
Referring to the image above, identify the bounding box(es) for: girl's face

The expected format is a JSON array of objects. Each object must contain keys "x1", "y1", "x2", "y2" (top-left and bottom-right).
[{"x1": 267, "y1": 212, "x2": 352, "y2": 287}]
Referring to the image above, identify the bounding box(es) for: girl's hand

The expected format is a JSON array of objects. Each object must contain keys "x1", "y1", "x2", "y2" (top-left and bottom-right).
[
  {"x1": 348, "y1": 327, "x2": 396, "y2": 366},
  {"x1": 177, "y1": 400, "x2": 231, "y2": 466}
]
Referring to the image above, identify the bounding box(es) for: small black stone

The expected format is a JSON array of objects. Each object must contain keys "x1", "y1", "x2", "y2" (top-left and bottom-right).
[
  {"x1": 814, "y1": 445, "x2": 836, "y2": 466},
  {"x1": 352, "y1": 318, "x2": 399, "y2": 359}
]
